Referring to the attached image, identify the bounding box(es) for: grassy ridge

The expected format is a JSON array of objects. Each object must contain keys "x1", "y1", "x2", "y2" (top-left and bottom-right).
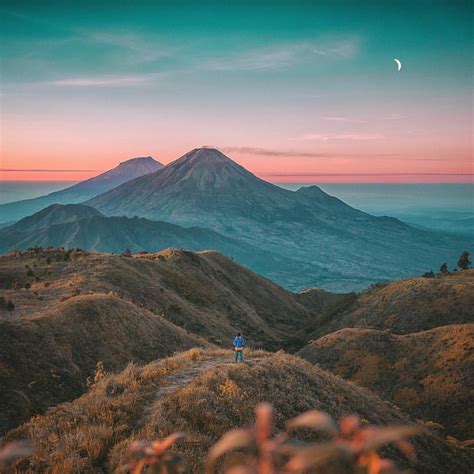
[{"x1": 4, "y1": 349, "x2": 473, "y2": 473}]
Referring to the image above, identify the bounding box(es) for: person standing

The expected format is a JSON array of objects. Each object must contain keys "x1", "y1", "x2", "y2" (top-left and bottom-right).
[{"x1": 233, "y1": 332, "x2": 245, "y2": 363}]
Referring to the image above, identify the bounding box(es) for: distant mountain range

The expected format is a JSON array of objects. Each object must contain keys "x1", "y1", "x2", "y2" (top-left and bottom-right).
[
  {"x1": 1, "y1": 148, "x2": 471, "y2": 290},
  {"x1": 86, "y1": 148, "x2": 472, "y2": 290},
  {"x1": 0, "y1": 203, "x2": 297, "y2": 277},
  {"x1": 0, "y1": 156, "x2": 163, "y2": 223}
]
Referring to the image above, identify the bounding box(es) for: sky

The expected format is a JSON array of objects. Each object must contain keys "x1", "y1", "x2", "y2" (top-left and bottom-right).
[{"x1": 0, "y1": 0, "x2": 472, "y2": 183}]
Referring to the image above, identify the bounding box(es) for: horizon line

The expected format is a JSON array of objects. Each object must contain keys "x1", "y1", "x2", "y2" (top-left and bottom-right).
[{"x1": 2, "y1": 170, "x2": 473, "y2": 177}]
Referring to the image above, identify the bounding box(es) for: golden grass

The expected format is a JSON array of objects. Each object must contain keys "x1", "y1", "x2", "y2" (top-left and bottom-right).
[
  {"x1": 305, "y1": 269, "x2": 474, "y2": 340},
  {"x1": 298, "y1": 324, "x2": 474, "y2": 440},
  {"x1": 3, "y1": 349, "x2": 471, "y2": 473}
]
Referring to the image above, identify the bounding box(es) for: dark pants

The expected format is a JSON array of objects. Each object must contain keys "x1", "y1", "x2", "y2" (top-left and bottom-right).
[{"x1": 234, "y1": 349, "x2": 244, "y2": 363}]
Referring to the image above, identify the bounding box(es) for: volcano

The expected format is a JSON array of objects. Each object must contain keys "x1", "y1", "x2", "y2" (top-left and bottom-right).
[
  {"x1": 0, "y1": 156, "x2": 163, "y2": 223},
  {"x1": 84, "y1": 148, "x2": 472, "y2": 291},
  {"x1": 86, "y1": 148, "x2": 358, "y2": 224}
]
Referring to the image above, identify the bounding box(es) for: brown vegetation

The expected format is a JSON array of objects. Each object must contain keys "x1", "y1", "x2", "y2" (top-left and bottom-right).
[
  {"x1": 298, "y1": 324, "x2": 474, "y2": 440},
  {"x1": 3, "y1": 349, "x2": 472, "y2": 473},
  {"x1": 0, "y1": 247, "x2": 330, "y2": 434},
  {"x1": 304, "y1": 270, "x2": 474, "y2": 340},
  {"x1": 0, "y1": 294, "x2": 207, "y2": 435},
  {"x1": 0, "y1": 248, "x2": 324, "y2": 349},
  {"x1": 1, "y1": 248, "x2": 472, "y2": 473}
]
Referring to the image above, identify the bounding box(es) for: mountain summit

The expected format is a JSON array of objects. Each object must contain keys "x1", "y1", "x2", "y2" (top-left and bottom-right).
[
  {"x1": 87, "y1": 147, "x2": 322, "y2": 222},
  {"x1": 78, "y1": 156, "x2": 162, "y2": 190},
  {"x1": 0, "y1": 156, "x2": 163, "y2": 223}
]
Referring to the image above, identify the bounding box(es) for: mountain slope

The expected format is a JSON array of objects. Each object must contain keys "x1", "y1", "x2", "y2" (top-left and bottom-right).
[
  {"x1": 4, "y1": 350, "x2": 472, "y2": 473},
  {"x1": 302, "y1": 270, "x2": 474, "y2": 340},
  {"x1": 86, "y1": 148, "x2": 472, "y2": 291},
  {"x1": 0, "y1": 204, "x2": 298, "y2": 277},
  {"x1": 87, "y1": 148, "x2": 364, "y2": 225},
  {"x1": 0, "y1": 248, "x2": 326, "y2": 434},
  {"x1": 0, "y1": 248, "x2": 321, "y2": 349},
  {"x1": 0, "y1": 294, "x2": 207, "y2": 435},
  {"x1": 298, "y1": 324, "x2": 474, "y2": 440},
  {"x1": 0, "y1": 157, "x2": 163, "y2": 223},
  {"x1": 4, "y1": 204, "x2": 103, "y2": 234}
]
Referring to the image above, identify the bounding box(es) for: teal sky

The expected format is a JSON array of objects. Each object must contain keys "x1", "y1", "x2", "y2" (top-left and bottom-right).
[{"x1": 1, "y1": 1, "x2": 472, "y2": 182}]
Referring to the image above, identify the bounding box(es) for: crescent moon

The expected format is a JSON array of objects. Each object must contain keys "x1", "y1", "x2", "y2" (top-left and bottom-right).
[{"x1": 394, "y1": 58, "x2": 402, "y2": 72}]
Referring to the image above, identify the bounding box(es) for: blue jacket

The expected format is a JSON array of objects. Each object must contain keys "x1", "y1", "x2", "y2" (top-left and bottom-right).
[{"x1": 233, "y1": 336, "x2": 245, "y2": 348}]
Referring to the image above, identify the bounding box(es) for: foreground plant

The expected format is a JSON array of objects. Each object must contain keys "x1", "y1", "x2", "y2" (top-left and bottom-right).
[
  {"x1": 128, "y1": 433, "x2": 186, "y2": 474},
  {"x1": 206, "y1": 403, "x2": 422, "y2": 474},
  {"x1": 0, "y1": 442, "x2": 32, "y2": 471},
  {"x1": 3, "y1": 405, "x2": 422, "y2": 473}
]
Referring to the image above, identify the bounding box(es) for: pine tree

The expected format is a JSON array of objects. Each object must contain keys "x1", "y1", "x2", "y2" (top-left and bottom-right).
[{"x1": 439, "y1": 262, "x2": 448, "y2": 274}]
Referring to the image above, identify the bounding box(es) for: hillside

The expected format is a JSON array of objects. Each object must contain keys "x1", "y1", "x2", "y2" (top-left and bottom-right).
[
  {"x1": 0, "y1": 205, "x2": 299, "y2": 280},
  {"x1": 0, "y1": 157, "x2": 163, "y2": 224},
  {"x1": 0, "y1": 247, "x2": 322, "y2": 347},
  {"x1": 2, "y1": 204, "x2": 103, "y2": 234},
  {"x1": 0, "y1": 248, "x2": 326, "y2": 434},
  {"x1": 298, "y1": 324, "x2": 474, "y2": 440},
  {"x1": 303, "y1": 270, "x2": 474, "y2": 340},
  {"x1": 3, "y1": 350, "x2": 472, "y2": 473},
  {"x1": 85, "y1": 147, "x2": 472, "y2": 292},
  {"x1": 0, "y1": 294, "x2": 206, "y2": 435}
]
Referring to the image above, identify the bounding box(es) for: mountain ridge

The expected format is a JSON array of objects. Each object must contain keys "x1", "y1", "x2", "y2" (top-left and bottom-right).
[
  {"x1": 0, "y1": 204, "x2": 304, "y2": 279},
  {"x1": 298, "y1": 323, "x2": 474, "y2": 440}
]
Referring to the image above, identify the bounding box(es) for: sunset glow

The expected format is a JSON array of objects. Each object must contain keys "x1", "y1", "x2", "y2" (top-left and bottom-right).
[{"x1": 1, "y1": 1, "x2": 472, "y2": 183}]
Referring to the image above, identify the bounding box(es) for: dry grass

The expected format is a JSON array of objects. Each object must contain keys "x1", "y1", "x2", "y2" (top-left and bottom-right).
[
  {"x1": 0, "y1": 294, "x2": 208, "y2": 435},
  {"x1": 0, "y1": 247, "x2": 330, "y2": 435},
  {"x1": 0, "y1": 248, "x2": 324, "y2": 349},
  {"x1": 298, "y1": 324, "x2": 474, "y2": 440},
  {"x1": 2, "y1": 349, "x2": 227, "y2": 472},
  {"x1": 3, "y1": 349, "x2": 471, "y2": 473},
  {"x1": 304, "y1": 270, "x2": 474, "y2": 340}
]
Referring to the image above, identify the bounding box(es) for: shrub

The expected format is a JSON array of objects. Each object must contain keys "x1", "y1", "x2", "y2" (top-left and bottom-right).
[
  {"x1": 457, "y1": 251, "x2": 471, "y2": 270},
  {"x1": 26, "y1": 269, "x2": 34, "y2": 277},
  {"x1": 86, "y1": 361, "x2": 107, "y2": 388},
  {"x1": 6, "y1": 300, "x2": 15, "y2": 311}
]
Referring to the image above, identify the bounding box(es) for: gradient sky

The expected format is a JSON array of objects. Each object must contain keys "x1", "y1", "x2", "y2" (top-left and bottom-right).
[{"x1": 1, "y1": 0, "x2": 472, "y2": 182}]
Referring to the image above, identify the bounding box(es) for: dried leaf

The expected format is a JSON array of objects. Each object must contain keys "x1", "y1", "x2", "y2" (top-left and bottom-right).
[
  {"x1": 396, "y1": 439, "x2": 416, "y2": 463},
  {"x1": 0, "y1": 441, "x2": 33, "y2": 467},
  {"x1": 206, "y1": 429, "x2": 254, "y2": 473},
  {"x1": 287, "y1": 410, "x2": 338, "y2": 436},
  {"x1": 339, "y1": 415, "x2": 360, "y2": 436},
  {"x1": 285, "y1": 443, "x2": 355, "y2": 472},
  {"x1": 151, "y1": 432, "x2": 186, "y2": 455},
  {"x1": 255, "y1": 403, "x2": 273, "y2": 444},
  {"x1": 361, "y1": 426, "x2": 422, "y2": 452},
  {"x1": 225, "y1": 466, "x2": 256, "y2": 474}
]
